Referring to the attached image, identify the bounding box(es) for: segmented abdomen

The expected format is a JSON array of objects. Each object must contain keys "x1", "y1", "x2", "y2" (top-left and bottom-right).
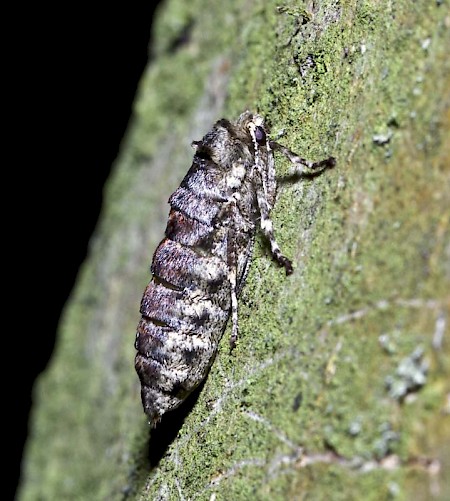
[{"x1": 134, "y1": 159, "x2": 237, "y2": 426}]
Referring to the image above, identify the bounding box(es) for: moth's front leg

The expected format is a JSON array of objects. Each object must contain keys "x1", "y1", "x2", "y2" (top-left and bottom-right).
[{"x1": 270, "y1": 140, "x2": 336, "y2": 176}]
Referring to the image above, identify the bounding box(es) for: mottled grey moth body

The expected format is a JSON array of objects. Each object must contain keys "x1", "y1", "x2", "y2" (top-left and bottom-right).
[{"x1": 135, "y1": 111, "x2": 335, "y2": 426}]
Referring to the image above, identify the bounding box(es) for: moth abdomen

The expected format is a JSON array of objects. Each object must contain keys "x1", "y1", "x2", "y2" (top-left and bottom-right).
[
  {"x1": 168, "y1": 187, "x2": 221, "y2": 226},
  {"x1": 134, "y1": 319, "x2": 169, "y2": 358},
  {"x1": 165, "y1": 209, "x2": 213, "y2": 247},
  {"x1": 151, "y1": 239, "x2": 228, "y2": 292}
]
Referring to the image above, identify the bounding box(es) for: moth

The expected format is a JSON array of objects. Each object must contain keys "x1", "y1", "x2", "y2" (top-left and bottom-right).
[{"x1": 135, "y1": 111, "x2": 335, "y2": 426}]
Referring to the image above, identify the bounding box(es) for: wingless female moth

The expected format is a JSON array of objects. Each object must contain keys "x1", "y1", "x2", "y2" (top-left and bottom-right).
[{"x1": 135, "y1": 111, "x2": 335, "y2": 426}]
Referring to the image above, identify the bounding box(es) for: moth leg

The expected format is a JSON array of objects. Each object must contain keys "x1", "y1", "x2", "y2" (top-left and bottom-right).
[
  {"x1": 255, "y1": 178, "x2": 294, "y2": 275},
  {"x1": 229, "y1": 269, "x2": 239, "y2": 350},
  {"x1": 226, "y1": 229, "x2": 239, "y2": 350},
  {"x1": 236, "y1": 235, "x2": 255, "y2": 296},
  {"x1": 269, "y1": 140, "x2": 335, "y2": 176}
]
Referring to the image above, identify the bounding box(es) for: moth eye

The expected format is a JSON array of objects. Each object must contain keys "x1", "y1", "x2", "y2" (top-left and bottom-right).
[{"x1": 255, "y1": 126, "x2": 266, "y2": 145}]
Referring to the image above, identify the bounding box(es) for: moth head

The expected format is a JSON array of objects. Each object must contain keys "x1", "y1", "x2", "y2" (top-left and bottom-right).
[
  {"x1": 245, "y1": 113, "x2": 270, "y2": 165},
  {"x1": 254, "y1": 124, "x2": 267, "y2": 146}
]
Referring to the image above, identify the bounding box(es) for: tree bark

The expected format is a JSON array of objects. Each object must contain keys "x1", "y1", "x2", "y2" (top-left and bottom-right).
[{"x1": 19, "y1": 1, "x2": 449, "y2": 500}]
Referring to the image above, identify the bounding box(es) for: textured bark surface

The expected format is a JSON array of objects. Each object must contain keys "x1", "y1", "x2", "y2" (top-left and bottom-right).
[{"x1": 18, "y1": 1, "x2": 449, "y2": 500}]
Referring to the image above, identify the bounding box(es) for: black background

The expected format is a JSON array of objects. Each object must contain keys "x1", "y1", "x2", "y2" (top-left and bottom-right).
[{"x1": 11, "y1": 5, "x2": 160, "y2": 498}]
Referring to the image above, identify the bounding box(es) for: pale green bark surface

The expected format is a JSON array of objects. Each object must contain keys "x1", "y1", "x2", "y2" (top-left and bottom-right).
[{"x1": 19, "y1": 1, "x2": 449, "y2": 500}]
